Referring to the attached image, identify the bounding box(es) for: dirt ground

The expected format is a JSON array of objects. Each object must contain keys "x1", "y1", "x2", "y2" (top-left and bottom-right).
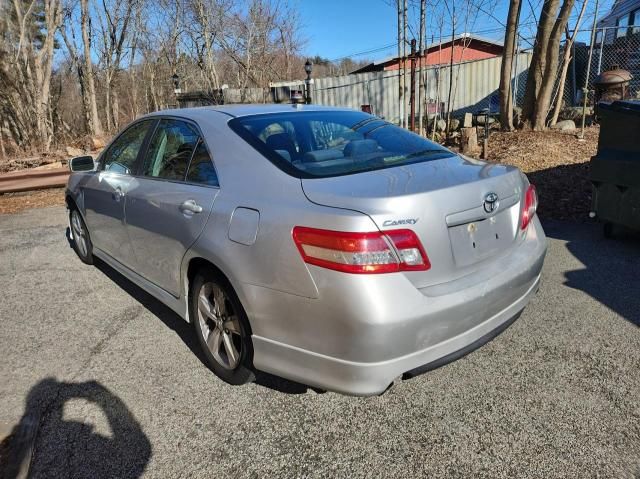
[
  {"x1": 0, "y1": 127, "x2": 599, "y2": 218},
  {"x1": 0, "y1": 188, "x2": 66, "y2": 215},
  {"x1": 483, "y1": 126, "x2": 599, "y2": 221}
]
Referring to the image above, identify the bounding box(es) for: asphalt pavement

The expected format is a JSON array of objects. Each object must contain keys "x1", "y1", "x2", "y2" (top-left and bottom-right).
[{"x1": 1, "y1": 206, "x2": 639, "y2": 478}]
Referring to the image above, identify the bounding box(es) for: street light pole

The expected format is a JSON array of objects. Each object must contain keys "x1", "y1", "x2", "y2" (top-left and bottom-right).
[
  {"x1": 172, "y1": 73, "x2": 181, "y2": 108},
  {"x1": 304, "y1": 60, "x2": 313, "y2": 104}
]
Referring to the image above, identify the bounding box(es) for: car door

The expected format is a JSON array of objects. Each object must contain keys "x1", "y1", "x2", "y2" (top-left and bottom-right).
[
  {"x1": 124, "y1": 118, "x2": 219, "y2": 296},
  {"x1": 83, "y1": 119, "x2": 156, "y2": 267}
]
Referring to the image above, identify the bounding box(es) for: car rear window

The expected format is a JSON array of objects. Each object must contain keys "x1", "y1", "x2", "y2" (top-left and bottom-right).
[{"x1": 228, "y1": 111, "x2": 454, "y2": 178}]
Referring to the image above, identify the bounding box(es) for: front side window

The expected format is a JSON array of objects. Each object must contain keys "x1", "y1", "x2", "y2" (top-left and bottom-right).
[
  {"x1": 102, "y1": 120, "x2": 154, "y2": 174},
  {"x1": 229, "y1": 111, "x2": 453, "y2": 179},
  {"x1": 142, "y1": 119, "x2": 199, "y2": 181},
  {"x1": 632, "y1": 9, "x2": 640, "y2": 34}
]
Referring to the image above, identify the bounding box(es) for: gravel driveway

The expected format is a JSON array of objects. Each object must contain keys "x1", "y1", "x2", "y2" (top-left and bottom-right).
[{"x1": 1, "y1": 206, "x2": 639, "y2": 478}]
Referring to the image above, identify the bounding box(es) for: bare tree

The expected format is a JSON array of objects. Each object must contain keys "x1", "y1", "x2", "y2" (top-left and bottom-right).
[
  {"x1": 521, "y1": 0, "x2": 576, "y2": 130},
  {"x1": 0, "y1": 0, "x2": 309, "y2": 155},
  {"x1": 61, "y1": 0, "x2": 104, "y2": 138},
  {"x1": 0, "y1": 0, "x2": 64, "y2": 150},
  {"x1": 96, "y1": 0, "x2": 139, "y2": 131},
  {"x1": 499, "y1": 0, "x2": 522, "y2": 130},
  {"x1": 549, "y1": 0, "x2": 588, "y2": 126},
  {"x1": 188, "y1": 0, "x2": 225, "y2": 92},
  {"x1": 81, "y1": 0, "x2": 103, "y2": 136}
]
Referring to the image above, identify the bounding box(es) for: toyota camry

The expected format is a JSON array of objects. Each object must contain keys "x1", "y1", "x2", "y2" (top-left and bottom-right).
[{"x1": 66, "y1": 104, "x2": 546, "y2": 396}]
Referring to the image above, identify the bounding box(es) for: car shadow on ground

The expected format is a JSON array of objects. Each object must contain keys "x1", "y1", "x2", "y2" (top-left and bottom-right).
[
  {"x1": 542, "y1": 219, "x2": 640, "y2": 327},
  {"x1": 5, "y1": 378, "x2": 151, "y2": 479},
  {"x1": 90, "y1": 255, "x2": 312, "y2": 395}
]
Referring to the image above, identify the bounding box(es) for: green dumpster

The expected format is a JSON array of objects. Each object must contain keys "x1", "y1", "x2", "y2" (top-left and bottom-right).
[{"x1": 590, "y1": 100, "x2": 640, "y2": 236}]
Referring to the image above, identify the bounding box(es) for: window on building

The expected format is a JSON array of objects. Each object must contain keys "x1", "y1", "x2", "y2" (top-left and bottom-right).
[
  {"x1": 632, "y1": 9, "x2": 640, "y2": 34},
  {"x1": 595, "y1": 30, "x2": 603, "y2": 45},
  {"x1": 616, "y1": 14, "x2": 629, "y2": 38}
]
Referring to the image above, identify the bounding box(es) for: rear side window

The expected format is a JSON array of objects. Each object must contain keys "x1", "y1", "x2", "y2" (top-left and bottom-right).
[
  {"x1": 142, "y1": 119, "x2": 199, "y2": 181},
  {"x1": 186, "y1": 140, "x2": 219, "y2": 187},
  {"x1": 228, "y1": 111, "x2": 453, "y2": 179},
  {"x1": 102, "y1": 120, "x2": 154, "y2": 174}
]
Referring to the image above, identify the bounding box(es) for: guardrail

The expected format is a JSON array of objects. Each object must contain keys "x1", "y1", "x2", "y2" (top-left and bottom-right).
[{"x1": 0, "y1": 167, "x2": 69, "y2": 194}]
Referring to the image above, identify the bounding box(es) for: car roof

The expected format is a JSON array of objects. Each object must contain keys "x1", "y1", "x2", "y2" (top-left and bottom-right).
[{"x1": 143, "y1": 103, "x2": 355, "y2": 120}]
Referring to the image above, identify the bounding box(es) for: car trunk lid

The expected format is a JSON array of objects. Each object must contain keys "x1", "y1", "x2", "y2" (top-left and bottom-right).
[{"x1": 301, "y1": 154, "x2": 525, "y2": 289}]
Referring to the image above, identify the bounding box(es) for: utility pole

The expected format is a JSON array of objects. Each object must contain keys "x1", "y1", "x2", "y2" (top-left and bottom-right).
[
  {"x1": 403, "y1": 0, "x2": 409, "y2": 128},
  {"x1": 410, "y1": 39, "x2": 417, "y2": 131},
  {"x1": 580, "y1": 0, "x2": 599, "y2": 140},
  {"x1": 418, "y1": 0, "x2": 426, "y2": 135},
  {"x1": 397, "y1": 0, "x2": 404, "y2": 127},
  {"x1": 445, "y1": 4, "x2": 456, "y2": 140}
]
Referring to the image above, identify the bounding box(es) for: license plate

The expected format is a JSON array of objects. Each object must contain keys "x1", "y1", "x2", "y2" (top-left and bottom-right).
[{"x1": 448, "y1": 209, "x2": 515, "y2": 267}]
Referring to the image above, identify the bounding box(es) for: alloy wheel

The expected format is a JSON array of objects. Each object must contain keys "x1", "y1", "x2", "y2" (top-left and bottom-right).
[
  {"x1": 71, "y1": 210, "x2": 88, "y2": 257},
  {"x1": 197, "y1": 282, "x2": 243, "y2": 370}
]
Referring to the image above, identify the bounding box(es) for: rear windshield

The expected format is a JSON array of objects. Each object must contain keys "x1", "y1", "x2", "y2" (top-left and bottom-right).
[{"x1": 228, "y1": 110, "x2": 454, "y2": 178}]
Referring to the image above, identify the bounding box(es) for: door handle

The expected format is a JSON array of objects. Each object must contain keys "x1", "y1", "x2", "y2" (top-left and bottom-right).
[
  {"x1": 113, "y1": 188, "x2": 124, "y2": 202},
  {"x1": 180, "y1": 199, "x2": 203, "y2": 214}
]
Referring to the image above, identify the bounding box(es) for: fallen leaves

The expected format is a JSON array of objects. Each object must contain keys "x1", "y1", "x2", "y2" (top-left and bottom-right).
[
  {"x1": 485, "y1": 127, "x2": 599, "y2": 221},
  {"x1": 0, "y1": 188, "x2": 66, "y2": 215}
]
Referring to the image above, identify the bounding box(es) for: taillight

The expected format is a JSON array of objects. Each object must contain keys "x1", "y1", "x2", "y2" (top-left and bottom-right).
[
  {"x1": 292, "y1": 226, "x2": 430, "y2": 274},
  {"x1": 521, "y1": 184, "x2": 538, "y2": 230}
]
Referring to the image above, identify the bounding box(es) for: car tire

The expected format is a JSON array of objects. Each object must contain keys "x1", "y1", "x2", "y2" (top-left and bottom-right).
[
  {"x1": 190, "y1": 269, "x2": 255, "y2": 385},
  {"x1": 69, "y1": 207, "x2": 94, "y2": 265}
]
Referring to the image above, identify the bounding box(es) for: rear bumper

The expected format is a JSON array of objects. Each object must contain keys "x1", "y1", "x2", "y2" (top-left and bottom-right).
[
  {"x1": 246, "y1": 217, "x2": 547, "y2": 396},
  {"x1": 252, "y1": 274, "x2": 539, "y2": 396}
]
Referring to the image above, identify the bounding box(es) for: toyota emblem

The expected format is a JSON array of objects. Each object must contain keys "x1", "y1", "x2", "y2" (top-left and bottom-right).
[{"x1": 483, "y1": 192, "x2": 499, "y2": 213}]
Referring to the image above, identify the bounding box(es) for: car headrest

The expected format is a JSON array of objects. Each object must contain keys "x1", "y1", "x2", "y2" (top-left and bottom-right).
[
  {"x1": 344, "y1": 139, "x2": 378, "y2": 157},
  {"x1": 266, "y1": 133, "x2": 295, "y2": 155},
  {"x1": 301, "y1": 149, "x2": 344, "y2": 163}
]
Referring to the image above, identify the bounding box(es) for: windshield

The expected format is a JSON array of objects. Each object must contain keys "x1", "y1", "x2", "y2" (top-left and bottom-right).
[{"x1": 228, "y1": 110, "x2": 454, "y2": 179}]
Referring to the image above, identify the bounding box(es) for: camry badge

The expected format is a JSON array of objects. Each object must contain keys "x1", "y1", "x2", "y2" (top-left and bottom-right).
[
  {"x1": 383, "y1": 218, "x2": 418, "y2": 227},
  {"x1": 483, "y1": 192, "x2": 499, "y2": 214}
]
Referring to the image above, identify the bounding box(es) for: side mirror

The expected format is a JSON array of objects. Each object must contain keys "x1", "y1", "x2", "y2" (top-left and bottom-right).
[{"x1": 69, "y1": 155, "x2": 95, "y2": 172}]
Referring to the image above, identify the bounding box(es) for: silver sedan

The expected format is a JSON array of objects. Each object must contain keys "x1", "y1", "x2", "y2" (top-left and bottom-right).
[{"x1": 66, "y1": 105, "x2": 547, "y2": 396}]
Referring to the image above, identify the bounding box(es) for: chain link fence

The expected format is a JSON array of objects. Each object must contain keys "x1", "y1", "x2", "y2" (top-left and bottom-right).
[
  {"x1": 269, "y1": 27, "x2": 639, "y2": 128},
  {"x1": 570, "y1": 26, "x2": 640, "y2": 107}
]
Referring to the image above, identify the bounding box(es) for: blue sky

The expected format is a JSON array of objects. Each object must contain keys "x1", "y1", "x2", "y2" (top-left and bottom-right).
[{"x1": 298, "y1": 0, "x2": 615, "y2": 62}]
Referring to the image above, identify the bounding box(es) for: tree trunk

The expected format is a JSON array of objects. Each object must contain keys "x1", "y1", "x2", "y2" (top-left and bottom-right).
[
  {"x1": 0, "y1": 127, "x2": 5, "y2": 160},
  {"x1": 531, "y1": 0, "x2": 575, "y2": 130},
  {"x1": 81, "y1": 0, "x2": 103, "y2": 137},
  {"x1": 550, "y1": 0, "x2": 589, "y2": 126},
  {"x1": 148, "y1": 66, "x2": 159, "y2": 112},
  {"x1": 521, "y1": 0, "x2": 560, "y2": 124},
  {"x1": 550, "y1": 51, "x2": 572, "y2": 126},
  {"x1": 499, "y1": 0, "x2": 522, "y2": 131},
  {"x1": 112, "y1": 87, "x2": 120, "y2": 131},
  {"x1": 27, "y1": 0, "x2": 63, "y2": 150},
  {"x1": 105, "y1": 84, "x2": 112, "y2": 132}
]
